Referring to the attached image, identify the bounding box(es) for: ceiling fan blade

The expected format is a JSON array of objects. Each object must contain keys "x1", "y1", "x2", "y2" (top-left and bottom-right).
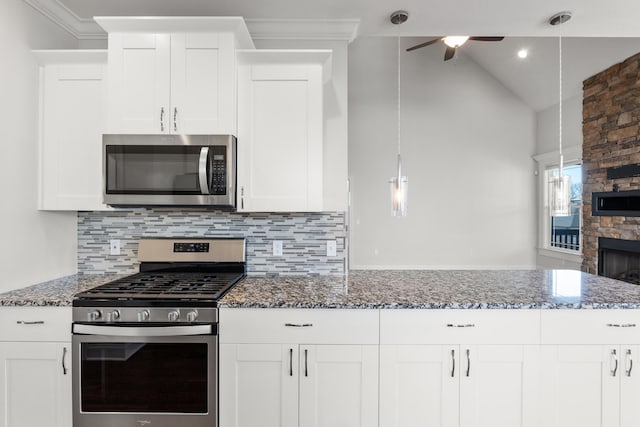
[
  {"x1": 406, "y1": 37, "x2": 444, "y2": 52},
  {"x1": 444, "y1": 46, "x2": 456, "y2": 61},
  {"x1": 468, "y1": 36, "x2": 505, "y2": 42}
]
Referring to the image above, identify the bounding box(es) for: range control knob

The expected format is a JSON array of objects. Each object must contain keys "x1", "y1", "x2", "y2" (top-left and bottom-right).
[
  {"x1": 186, "y1": 311, "x2": 198, "y2": 322},
  {"x1": 137, "y1": 310, "x2": 150, "y2": 322},
  {"x1": 168, "y1": 310, "x2": 180, "y2": 322},
  {"x1": 107, "y1": 310, "x2": 120, "y2": 322},
  {"x1": 88, "y1": 310, "x2": 102, "y2": 322}
]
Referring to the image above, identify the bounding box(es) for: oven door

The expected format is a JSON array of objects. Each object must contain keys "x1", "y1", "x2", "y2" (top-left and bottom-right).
[{"x1": 72, "y1": 324, "x2": 217, "y2": 427}]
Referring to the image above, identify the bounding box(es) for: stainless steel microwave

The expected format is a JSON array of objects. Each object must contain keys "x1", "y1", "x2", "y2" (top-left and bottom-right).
[{"x1": 103, "y1": 134, "x2": 236, "y2": 208}]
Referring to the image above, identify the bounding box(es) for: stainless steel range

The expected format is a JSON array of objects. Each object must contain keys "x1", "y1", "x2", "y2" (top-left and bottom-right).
[{"x1": 72, "y1": 238, "x2": 245, "y2": 427}]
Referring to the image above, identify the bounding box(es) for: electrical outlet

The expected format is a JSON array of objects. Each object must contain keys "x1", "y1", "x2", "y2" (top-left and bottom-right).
[
  {"x1": 326, "y1": 240, "x2": 337, "y2": 257},
  {"x1": 272, "y1": 240, "x2": 283, "y2": 257},
  {"x1": 110, "y1": 239, "x2": 121, "y2": 256}
]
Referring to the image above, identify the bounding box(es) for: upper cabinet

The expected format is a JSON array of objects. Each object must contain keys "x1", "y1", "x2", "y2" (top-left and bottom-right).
[
  {"x1": 236, "y1": 50, "x2": 332, "y2": 212},
  {"x1": 96, "y1": 17, "x2": 254, "y2": 135},
  {"x1": 35, "y1": 50, "x2": 110, "y2": 211}
]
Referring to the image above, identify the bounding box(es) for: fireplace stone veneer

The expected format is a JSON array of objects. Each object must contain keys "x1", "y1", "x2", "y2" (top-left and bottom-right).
[{"x1": 582, "y1": 52, "x2": 640, "y2": 274}]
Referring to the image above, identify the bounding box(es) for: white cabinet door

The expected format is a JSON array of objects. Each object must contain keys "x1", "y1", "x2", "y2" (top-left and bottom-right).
[
  {"x1": 237, "y1": 64, "x2": 323, "y2": 212},
  {"x1": 170, "y1": 33, "x2": 236, "y2": 135},
  {"x1": 379, "y1": 345, "x2": 458, "y2": 427},
  {"x1": 0, "y1": 342, "x2": 71, "y2": 427},
  {"x1": 459, "y1": 345, "x2": 539, "y2": 427},
  {"x1": 220, "y1": 343, "x2": 298, "y2": 427},
  {"x1": 620, "y1": 345, "x2": 640, "y2": 427},
  {"x1": 107, "y1": 33, "x2": 170, "y2": 133},
  {"x1": 539, "y1": 345, "x2": 619, "y2": 427},
  {"x1": 39, "y1": 62, "x2": 109, "y2": 211},
  {"x1": 299, "y1": 345, "x2": 378, "y2": 427}
]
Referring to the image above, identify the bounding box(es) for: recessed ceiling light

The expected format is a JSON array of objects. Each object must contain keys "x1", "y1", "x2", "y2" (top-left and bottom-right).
[{"x1": 517, "y1": 49, "x2": 528, "y2": 59}]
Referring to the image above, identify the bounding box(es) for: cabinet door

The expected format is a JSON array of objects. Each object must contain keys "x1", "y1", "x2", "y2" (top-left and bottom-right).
[
  {"x1": 459, "y1": 345, "x2": 539, "y2": 427},
  {"x1": 539, "y1": 345, "x2": 619, "y2": 427},
  {"x1": 219, "y1": 344, "x2": 298, "y2": 427},
  {"x1": 621, "y1": 345, "x2": 640, "y2": 427},
  {"x1": 40, "y1": 63, "x2": 109, "y2": 211},
  {"x1": 379, "y1": 345, "x2": 459, "y2": 427},
  {"x1": 237, "y1": 64, "x2": 323, "y2": 212},
  {"x1": 170, "y1": 33, "x2": 235, "y2": 135},
  {"x1": 107, "y1": 33, "x2": 170, "y2": 133},
  {"x1": 299, "y1": 345, "x2": 378, "y2": 427},
  {"x1": 0, "y1": 342, "x2": 71, "y2": 427}
]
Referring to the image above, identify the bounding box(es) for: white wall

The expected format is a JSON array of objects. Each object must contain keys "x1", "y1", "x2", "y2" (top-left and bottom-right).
[
  {"x1": 348, "y1": 37, "x2": 537, "y2": 268},
  {"x1": 535, "y1": 94, "x2": 582, "y2": 155},
  {"x1": 0, "y1": 0, "x2": 79, "y2": 292}
]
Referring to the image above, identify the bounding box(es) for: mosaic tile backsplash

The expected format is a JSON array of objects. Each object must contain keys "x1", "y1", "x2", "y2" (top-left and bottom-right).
[{"x1": 77, "y1": 210, "x2": 347, "y2": 275}]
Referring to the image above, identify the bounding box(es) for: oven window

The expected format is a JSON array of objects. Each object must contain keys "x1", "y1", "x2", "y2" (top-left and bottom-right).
[{"x1": 80, "y1": 342, "x2": 208, "y2": 413}]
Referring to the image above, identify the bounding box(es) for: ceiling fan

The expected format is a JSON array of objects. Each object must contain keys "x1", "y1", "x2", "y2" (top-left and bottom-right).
[{"x1": 406, "y1": 36, "x2": 505, "y2": 61}]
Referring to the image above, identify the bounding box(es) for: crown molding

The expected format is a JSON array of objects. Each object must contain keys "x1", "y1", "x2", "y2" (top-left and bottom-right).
[
  {"x1": 22, "y1": 0, "x2": 360, "y2": 43},
  {"x1": 245, "y1": 19, "x2": 360, "y2": 42},
  {"x1": 23, "y1": 0, "x2": 106, "y2": 39}
]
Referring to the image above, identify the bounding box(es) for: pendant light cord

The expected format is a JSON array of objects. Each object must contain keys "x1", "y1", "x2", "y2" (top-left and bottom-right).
[
  {"x1": 559, "y1": 36, "x2": 563, "y2": 175},
  {"x1": 397, "y1": 36, "x2": 402, "y2": 161}
]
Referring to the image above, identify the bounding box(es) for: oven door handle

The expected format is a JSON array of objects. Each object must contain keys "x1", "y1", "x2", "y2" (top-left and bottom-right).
[
  {"x1": 72, "y1": 324, "x2": 213, "y2": 337},
  {"x1": 198, "y1": 147, "x2": 211, "y2": 195}
]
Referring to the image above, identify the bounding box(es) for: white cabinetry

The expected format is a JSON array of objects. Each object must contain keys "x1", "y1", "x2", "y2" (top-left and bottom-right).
[
  {"x1": 236, "y1": 51, "x2": 331, "y2": 212},
  {"x1": 540, "y1": 310, "x2": 640, "y2": 427},
  {"x1": 379, "y1": 310, "x2": 540, "y2": 427},
  {"x1": 98, "y1": 17, "x2": 254, "y2": 135},
  {"x1": 35, "y1": 50, "x2": 109, "y2": 211},
  {"x1": 0, "y1": 307, "x2": 72, "y2": 427},
  {"x1": 219, "y1": 309, "x2": 378, "y2": 427}
]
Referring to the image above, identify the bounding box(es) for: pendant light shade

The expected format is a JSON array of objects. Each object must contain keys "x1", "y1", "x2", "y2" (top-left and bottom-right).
[
  {"x1": 549, "y1": 36, "x2": 571, "y2": 217},
  {"x1": 389, "y1": 28, "x2": 408, "y2": 217}
]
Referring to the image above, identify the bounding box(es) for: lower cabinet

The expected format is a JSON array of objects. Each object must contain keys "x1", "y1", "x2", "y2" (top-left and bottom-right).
[
  {"x1": 0, "y1": 307, "x2": 72, "y2": 427},
  {"x1": 220, "y1": 343, "x2": 378, "y2": 427},
  {"x1": 539, "y1": 345, "x2": 640, "y2": 427},
  {"x1": 379, "y1": 344, "x2": 539, "y2": 427}
]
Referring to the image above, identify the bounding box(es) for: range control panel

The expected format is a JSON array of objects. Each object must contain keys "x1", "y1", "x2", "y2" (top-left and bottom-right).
[{"x1": 174, "y1": 242, "x2": 210, "y2": 253}]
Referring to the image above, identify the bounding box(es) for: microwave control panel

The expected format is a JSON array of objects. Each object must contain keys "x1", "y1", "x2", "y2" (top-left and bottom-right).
[{"x1": 210, "y1": 146, "x2": 227, "y2": 195}]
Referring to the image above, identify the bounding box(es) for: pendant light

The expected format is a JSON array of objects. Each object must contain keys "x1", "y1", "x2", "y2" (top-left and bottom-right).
[
  {"x1": 549, "y1": 35, "x2": 571, "y2": 217},
  {"x1": 390, "y1": 11, "x2": 409, "y2": 217}
]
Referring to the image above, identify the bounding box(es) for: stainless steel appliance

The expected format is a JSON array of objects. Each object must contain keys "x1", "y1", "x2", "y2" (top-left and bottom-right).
[
  {"x1": 103, "y1": 134, "x2": 236, "y2": 207},
  {"x1": 72, "y1": 238, "x2": 245, "y2": 427}
]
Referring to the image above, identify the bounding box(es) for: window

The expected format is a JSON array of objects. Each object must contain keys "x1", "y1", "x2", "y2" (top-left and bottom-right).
[{"x1": 547, "y1": 163, "x2": 582, "y2": 252}]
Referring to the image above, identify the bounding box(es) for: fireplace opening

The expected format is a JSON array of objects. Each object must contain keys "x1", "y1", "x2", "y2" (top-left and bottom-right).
[{"x1": 598, "y1": 237, "x2": 640, "y2": 285}]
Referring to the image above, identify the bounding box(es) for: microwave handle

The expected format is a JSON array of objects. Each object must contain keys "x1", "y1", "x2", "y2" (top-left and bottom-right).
[{"x1": 198, "y1": 147, "x2": 211, "y2": 195}]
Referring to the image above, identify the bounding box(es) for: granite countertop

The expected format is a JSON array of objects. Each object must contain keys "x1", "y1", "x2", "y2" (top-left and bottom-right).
[{"x1": 3, "y1": 269, "x2": 640, "y2": 309}]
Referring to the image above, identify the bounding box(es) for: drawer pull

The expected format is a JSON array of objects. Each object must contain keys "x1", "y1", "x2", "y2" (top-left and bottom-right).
[
  {"x1": 16, "y1": 321, "x2": 45, "y2": 325},
  {"x1": 446, "y1": 323, "x2": 475, "y2": 328},
  {"x1": 284, "y1": 323, "x2": 313, "y2": 328},
  {"x1": 606, "y1": 323, "x2": 637, "y2": 328},
  {"x1": 611, "y1": 349, "x2": 619, "y2": 377},
  {"x1": 626, "y1": 349, "x2": 633, "y2": 377}
]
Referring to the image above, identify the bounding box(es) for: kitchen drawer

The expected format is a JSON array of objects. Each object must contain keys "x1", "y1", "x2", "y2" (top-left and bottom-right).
[
  {"x1": 219, "y1": 308, "x2": 379, "y2": 344},
  {"x1": 380, "y1": 309, "x2": 540, "y2": 345},
  {"x1": 0, "y1": 307, "x2": 71, "y2": 342},
  {"x1": 541, "y1": 309, "x2": 640, "y2": 344}
]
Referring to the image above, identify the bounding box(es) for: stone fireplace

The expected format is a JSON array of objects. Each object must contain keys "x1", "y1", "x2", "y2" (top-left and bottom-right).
[
  {"x1": 598, "y1": 237, "x2": 640, "y2": 284},
  {"x1": 582, "y1": 52, "x2": 640, "y2": 274}
]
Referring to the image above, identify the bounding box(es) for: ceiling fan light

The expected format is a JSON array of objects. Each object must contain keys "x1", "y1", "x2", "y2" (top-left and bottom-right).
[{"x1": 443, "y1": 36, "x2": 469, "y2": 48}]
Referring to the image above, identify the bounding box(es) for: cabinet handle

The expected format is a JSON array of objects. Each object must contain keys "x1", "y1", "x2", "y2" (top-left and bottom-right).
[
  {"x1": 241, "y1": 186, "x2": 244, "y2": 210},
  {"x1": 606, "y1": 323, "x2": 637, "y2": 328},
  {"x1": 173, "y1": 107, "x2": 178, "y2": 132},
  {"x1": 16, "y1": 320, "x2": 45, "y2": 325},
  {"x1": 160, "y1": 107, "x2": 165, "y2": 132},
  {"x1": 451, "y1": 349, "x2": 456, "y2": 377},
  {"x1": 466, "y1": 349, "x2": 471, "y2": 377},
  {"x1": 611, "y1": 349, "x2": 619, "y2": 377},
  {"x1": 289, "y1": 348, "x2": 293, "y2": 377},
  {"x1": 626, "y1": 349, "x2": 633, "y2": 377},
  {"x1": 304, "y1": 349, "x2": 308, "y2": 377},
  {"x1": 446, "y1": 324, "x2": 476, "y2": 328},
  {"x1": 62, "y1": 346, "x2": 68, "y2": 375},
  {"x1": 284, "y1": 323, "x2": 313, "y2": 328}
]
